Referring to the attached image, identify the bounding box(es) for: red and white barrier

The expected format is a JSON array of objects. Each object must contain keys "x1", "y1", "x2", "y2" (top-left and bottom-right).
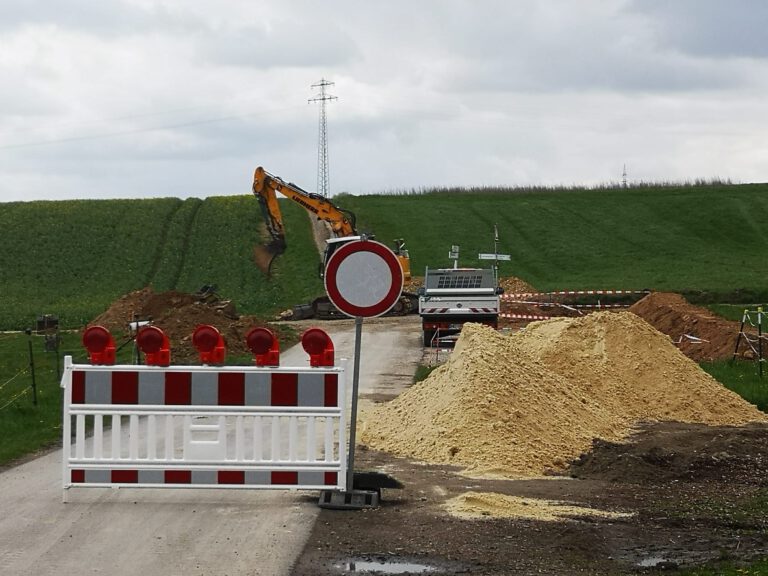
[
  {"x1": 501, "y1": 289, "x2": 649, "y2": 301},
  {"x1": 62, "y1": 325, "x2": 347, "y2": 496},
  {"x1": 505, "y1": 301, "x2": 631, "y2": 309},
  {"x1": 500, "y1": 313, "x2": 553, "y2": 321},
  {"x1": 62, "y1": 360, "x2": 347, "y2": 494}
]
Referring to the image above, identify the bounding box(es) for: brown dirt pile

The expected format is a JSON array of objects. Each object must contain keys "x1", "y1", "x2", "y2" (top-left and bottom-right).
[
  {"x1": 629, "y1": 292, "x2": 748, "y2": 362},
  {"x1": 361, "y1": 312, "x2": 766, "y2": 478},
  {"x1": 498, "y1": 276, "x2": 537, "y2": 295},
  {"x1": 91, "y1": 287, "x2": 284, "y2": 363}
]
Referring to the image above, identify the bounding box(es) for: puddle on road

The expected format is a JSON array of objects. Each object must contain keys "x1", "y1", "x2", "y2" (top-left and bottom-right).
[{"x1": 334, "y1": 558, "x2": 440, "y2": 574}]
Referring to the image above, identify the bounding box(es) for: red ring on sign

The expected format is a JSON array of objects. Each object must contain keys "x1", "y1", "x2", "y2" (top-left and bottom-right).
[{"x1": 324, "y1": 240, "x2": 404, "y2": 318}]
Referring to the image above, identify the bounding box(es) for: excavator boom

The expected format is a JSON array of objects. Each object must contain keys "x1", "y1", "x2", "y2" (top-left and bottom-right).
[{"x1": 252, "y1": 166, "x2": 359, "y2": 274}]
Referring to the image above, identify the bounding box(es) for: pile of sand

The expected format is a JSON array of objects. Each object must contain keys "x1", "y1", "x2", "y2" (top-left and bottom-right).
[
  {"x1": 443, "y1": 492, "x2": 633, "y2": 521},
  {"x1": 361, "y1": 312, "x2": 766, "y2": 478},
  {"x1": 630, "y1": 292, "x2": 748, "y2": 362}
]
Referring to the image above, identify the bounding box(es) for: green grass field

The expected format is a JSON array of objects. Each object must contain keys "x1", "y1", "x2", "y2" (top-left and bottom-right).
[
  {"x1": 340, "y1": 183, "x2": 768, "y2": 297},
  {"x1": 0, "y1": 196, "x2": 324, "y2": 330},
  {"x1": 2, "y1": 182, "x2": 768, "y2": 330},
  {"x1": 0, "y1": 332, "x2": 84, "y2": 464}
]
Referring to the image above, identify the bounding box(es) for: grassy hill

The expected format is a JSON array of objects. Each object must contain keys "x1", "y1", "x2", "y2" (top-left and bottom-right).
[
  {"x1": 0, "y1": 196, "x2": 323, "y2": 329},
  {"x1": 339, "y1": 183, "x2": 768, "y2": 298},
  {"x1": 1, "y1": 182, "x2": 767, "y2": 329}
]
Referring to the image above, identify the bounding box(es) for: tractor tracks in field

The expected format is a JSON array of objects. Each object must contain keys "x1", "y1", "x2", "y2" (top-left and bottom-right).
[{"x1": 145, "y1": 198, "x2": 203, "y2": 290}]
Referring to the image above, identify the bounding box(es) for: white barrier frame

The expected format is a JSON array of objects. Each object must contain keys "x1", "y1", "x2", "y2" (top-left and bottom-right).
[{"x1": 61, "y1": 356, "x2": 347, "y2": 496}]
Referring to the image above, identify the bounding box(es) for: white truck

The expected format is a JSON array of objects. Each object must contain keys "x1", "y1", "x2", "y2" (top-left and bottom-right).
[{"x1": 418, "y1": 266, "x2": 502, "y2": 347}]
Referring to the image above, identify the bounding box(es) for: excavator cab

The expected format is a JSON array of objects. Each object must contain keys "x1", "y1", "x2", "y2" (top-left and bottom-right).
[{"x1": 392, "y1": 239, "x2": 411, "y2": 281}]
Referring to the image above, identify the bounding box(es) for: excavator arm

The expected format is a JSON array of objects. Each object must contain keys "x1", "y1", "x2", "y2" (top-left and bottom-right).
[{"x1": 252, "y1": 167, "x2": 360, "y2": 274}]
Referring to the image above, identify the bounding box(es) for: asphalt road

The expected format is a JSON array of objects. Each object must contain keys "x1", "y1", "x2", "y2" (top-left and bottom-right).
[{"x1": 0, "y1": 316, "x2": 422, "y2": 576}]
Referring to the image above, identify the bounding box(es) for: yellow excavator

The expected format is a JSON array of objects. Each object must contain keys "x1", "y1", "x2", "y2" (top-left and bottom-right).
[
  {"x1": 251, "y1": 166, "x2": 415, "y2": 318},
  {"x1": 252, "y1": 166, "x2": 411, "y2": 278}
]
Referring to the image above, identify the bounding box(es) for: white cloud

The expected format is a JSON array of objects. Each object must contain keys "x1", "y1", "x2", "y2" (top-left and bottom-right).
[{"x1": 0, "y1": 0, "x2": 767, "y2": 203}]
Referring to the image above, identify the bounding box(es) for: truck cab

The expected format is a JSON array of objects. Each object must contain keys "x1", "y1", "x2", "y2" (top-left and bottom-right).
[{"x1": 418, "y1": 267, "x2": 502, "y2": 347}]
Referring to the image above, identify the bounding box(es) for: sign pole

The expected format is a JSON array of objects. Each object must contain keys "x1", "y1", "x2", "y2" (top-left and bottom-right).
[
  {"x1": 346, "y1": 316, "x2": 364, "y2": 492},
  {"x1": 320, "y1": 239, "x2": 403, "y2": 507}
]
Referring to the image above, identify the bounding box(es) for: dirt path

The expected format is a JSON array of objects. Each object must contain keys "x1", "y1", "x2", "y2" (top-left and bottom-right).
[{"x1": 0, "y1": 317, "x2": 422, "y2": 576}]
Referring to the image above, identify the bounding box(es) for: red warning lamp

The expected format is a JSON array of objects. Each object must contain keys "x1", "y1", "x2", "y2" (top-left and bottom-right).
[
  {"x1": 301, "y1": 328, "x2": 334, "y2": 367},
  {"x1": 192, "y1": 324, "x2": 226, "y2": 364},
  {"x1": 246, "y1": 327, "x2": 280, "y2": 366},
  {"x1": 136, "y1": 325, "x2": 171, "y2": 366},
  {"x1": 82, "y1": 326, "x2": 116, "y2": 365}
]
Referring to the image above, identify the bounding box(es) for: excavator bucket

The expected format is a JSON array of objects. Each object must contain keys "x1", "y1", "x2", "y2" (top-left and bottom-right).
[{"x1": 253, "y1": 238, "x2": 286, "y2": 276}]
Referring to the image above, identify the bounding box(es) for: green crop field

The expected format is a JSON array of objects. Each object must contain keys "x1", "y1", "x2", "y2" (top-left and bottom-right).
[
  {"x1": 340, "y1": 183, "x2": 768, "y2": 299},
  {"x1": 0, "y1": 196, "x2": 324, "y2": 330},
  {"x1": 2, "y1": 182, "x2": 768, "y2": 330}
]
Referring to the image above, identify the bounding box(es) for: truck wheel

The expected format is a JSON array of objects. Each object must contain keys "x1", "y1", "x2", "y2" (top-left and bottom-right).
[{"x1": 423, "y1": 330, "x2": 435, "y2": 347}]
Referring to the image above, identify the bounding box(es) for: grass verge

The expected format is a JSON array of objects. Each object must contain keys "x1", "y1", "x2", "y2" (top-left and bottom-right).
[{"x1": 701, "y1": 360, "x2": 768, "y2": 412}]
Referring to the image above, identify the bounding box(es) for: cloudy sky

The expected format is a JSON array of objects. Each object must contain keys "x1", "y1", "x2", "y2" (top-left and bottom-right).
[{"x1": 1, "y1": 0, "x2": 767, "y2": 202}]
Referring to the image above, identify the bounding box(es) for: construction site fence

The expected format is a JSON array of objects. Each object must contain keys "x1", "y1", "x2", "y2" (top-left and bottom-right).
[
  {"x1": 61, "y1": 356, "x2": 348, "y2": 497},
  {"x1": 732, "y1": 308, "x2": 767, "y2": 378},
  {"x1": 501, "y1": 289, "x2": 650, "y2": 301}
]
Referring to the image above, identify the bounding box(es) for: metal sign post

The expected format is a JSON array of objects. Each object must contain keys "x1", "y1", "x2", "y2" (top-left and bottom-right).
[
  {"x1": 346, "y1": 316, "x2": 364, "y2": 492},
  {"x1": 479, "y1": 224, "x2": 511, "y2": 285},
  {"x1": 322, "y1": 238, "x2": 404, "y2": 508}
]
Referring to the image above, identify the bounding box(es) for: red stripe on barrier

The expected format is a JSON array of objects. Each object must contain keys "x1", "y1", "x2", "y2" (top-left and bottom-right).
[
  {"x1": 72, "y1": 371, "x2": 85, "y2": 404},
  {"x1": 164, "y1": 470, "x2": 191, "y2": 484},
  {"x1": 324, "y1": 471, "x2": 338, "y2": 486},
  {"x1": 218, "y1": 471, "x2": 245, "y2": 485},
  {"x1": 165, "y1": 372, "x2": 191, "y2": 405},
  {"x1": 71, "y1": 469, "x2": 85, "y2": 483},
  {"x1": 272, "y1": 471, "x2": 298, "y2": 485},
  {"x1": 112, "y1": 372, "x2": 138, "y2": 404},
  {"x1": 112, "y1": 470, "x2": 138, "y2": 483},
  {"x1": 324, "y1": 374, "x2": 338, "y2": 407},
  {"x1": 218, "y1": 372, "x2": 245, "y2": 406},
  {"x1": 271, "y1": 373, "x2": 298, "y2": 406}
]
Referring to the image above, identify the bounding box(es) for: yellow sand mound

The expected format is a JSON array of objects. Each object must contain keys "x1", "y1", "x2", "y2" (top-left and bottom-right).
[
  {"x1": 361, "y1": 312, "x2": 765, "y2": 477},
  {"x1": 444, "y1": 492, "x2": 634, "y2": 521}
]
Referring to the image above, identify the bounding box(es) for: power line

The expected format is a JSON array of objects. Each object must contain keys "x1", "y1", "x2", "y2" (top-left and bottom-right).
[
  {"x1": 309, "y1": 79, "x2": 337, "y2": 198},
  {"x1": 0, "y1": 104, "x2": 306, "y2": 151}
]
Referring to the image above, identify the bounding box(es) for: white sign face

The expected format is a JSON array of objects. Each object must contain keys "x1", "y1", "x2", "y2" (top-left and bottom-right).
[
  {"x1": 334, "y1": 251, "x2": 392, "y2": 307},
  {"x1": 324, "y1": 240, "x2": 404, "y2": 318}
]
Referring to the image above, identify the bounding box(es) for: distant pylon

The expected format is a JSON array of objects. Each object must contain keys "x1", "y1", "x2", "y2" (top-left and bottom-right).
[
  {"x1": 622, "y1": 164, "x2": 628, "y2": 188},
  {"x1": 309, "y1": 79, "x2": 338, "y2": 198}
]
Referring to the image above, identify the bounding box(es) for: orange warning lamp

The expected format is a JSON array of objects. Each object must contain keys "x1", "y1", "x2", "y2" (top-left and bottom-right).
[
  {"x1": 136, "y1": 326, "x2": 171, "y2": 366},
  {"x1": 82, "y1": 326, "x2": 116, "y2": 365},
  {"x1": 246, "y1": 327, "x2": 280, "y2": 366},
  {"x1": 192, "y1": 324, "x2": 226, "y2": 364},
  {"x1": 301, "y1": 328, "x2": 334, "y2": 367}
]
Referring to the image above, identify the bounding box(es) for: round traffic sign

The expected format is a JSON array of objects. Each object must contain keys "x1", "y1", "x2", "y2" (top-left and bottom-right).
[{"x1": 324, "y1": 239, "x2": 404, "y2": 318}]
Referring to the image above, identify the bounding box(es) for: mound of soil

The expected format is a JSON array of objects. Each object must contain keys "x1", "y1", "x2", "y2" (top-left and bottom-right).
[
  {"x1": 498, "y1": 276, "x2": 537, "y2": 295},
  {"x1": 90, "y1": 287, "x2": 286, "y2": 364},
  {"x1": 570, "y1": 421, "x2": 768, "y2": 485},
  {"x1": 362, "y1": 313, "x2": 765, "y2": 477},
  {"x1": 629, "y1": 292, "x2": 749, "y2": 362}
]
